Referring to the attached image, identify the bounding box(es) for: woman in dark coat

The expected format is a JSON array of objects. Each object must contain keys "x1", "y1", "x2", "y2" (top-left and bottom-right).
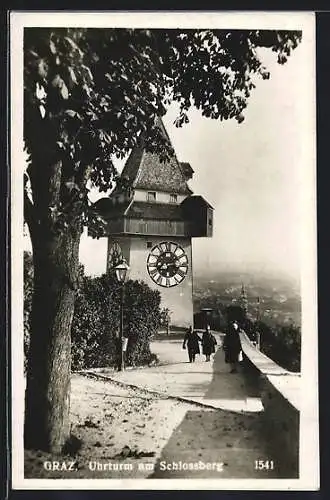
[
  {"x1": 202, "y1": 325, "x2": 217, "y2": 362},
  {"x1": 182, "y1": 327, "x2": 201, "y2": 363},
  {"x1": 223, "y1": 321, "x2": 242, "y2": 373}
]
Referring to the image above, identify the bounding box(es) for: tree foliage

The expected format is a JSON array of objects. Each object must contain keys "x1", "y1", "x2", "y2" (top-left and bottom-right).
[
  {"x1": 24, "y1": 28, "x2": 302, "y2": 237},
  {"x1": 225, "y1": 304, "x2": 247, "y2": 324}
]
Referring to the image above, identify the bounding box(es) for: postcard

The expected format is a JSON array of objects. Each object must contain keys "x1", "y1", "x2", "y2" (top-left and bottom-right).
[{"x1": 10, "y1": 10, "x2": 318, "y2": 491}]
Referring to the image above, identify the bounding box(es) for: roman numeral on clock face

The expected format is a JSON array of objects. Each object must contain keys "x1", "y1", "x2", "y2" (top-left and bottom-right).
[
  {"x1": 160, "y1": 242, "x2": 171, "y2": 253},
  {"x1": 156, "y1": 275, "x2": 163, "y2": 285},
  {"x1": 176, "y1": 268, "x2": 186, "y2": 278},
  {"x1": 151, "y1": 245, "x2": 161, "y2": 256},
  {"x1": 174, "y1": 248, "x2": 184, "y2": 257}
]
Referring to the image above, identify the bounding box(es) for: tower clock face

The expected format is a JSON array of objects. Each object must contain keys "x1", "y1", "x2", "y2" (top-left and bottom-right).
[
  {"x1": 147, "y1": 241, "x2": 189, "y2": 288},
  {"x1": 108, "y1": 242, "x2": 123, "y2": 269}
]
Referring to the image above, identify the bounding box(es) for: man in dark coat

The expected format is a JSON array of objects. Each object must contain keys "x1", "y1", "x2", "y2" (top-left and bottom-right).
[
  {"x1": 202, "y1": 325, "x2": 217, "y2": 362},
  {"x1": 182, "y1": 326, "x2": 201, "y2": 362},
  {"x1": 223, "y1": 321, "x2": 242, "y2": 373}
]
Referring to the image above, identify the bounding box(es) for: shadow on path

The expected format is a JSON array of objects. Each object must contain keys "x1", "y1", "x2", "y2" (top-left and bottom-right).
[
  {"x1": 148, "y1": 406, "x2": 289, "y2": 479},
  {"x1": 179, "y1": 346, "x2": 263, "y2": 413},
  {"x1": 149, "y1": 348, "x2": 297, "y2": 479}
]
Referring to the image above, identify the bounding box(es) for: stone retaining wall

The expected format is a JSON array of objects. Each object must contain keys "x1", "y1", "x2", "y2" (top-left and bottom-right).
[
  {"x1": 260, "y1": 373, "x2": 299, "y2": 477},
  {"x1": 240, "y1": 331, "x2": 300, "y2": 478}
]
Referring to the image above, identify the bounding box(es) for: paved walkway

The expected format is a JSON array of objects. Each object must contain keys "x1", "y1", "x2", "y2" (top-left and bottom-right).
[
  {"x1": 111, "y1": 335, "x2": 263, "y2": 413},
  {"x1": 90, "y1": 335, "x2": 290, "y2": 478}
]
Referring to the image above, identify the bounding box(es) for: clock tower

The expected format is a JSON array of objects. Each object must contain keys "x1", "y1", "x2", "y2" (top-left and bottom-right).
[{"x1": 94, "y1": 118, "x2": 213, "y2": 329}]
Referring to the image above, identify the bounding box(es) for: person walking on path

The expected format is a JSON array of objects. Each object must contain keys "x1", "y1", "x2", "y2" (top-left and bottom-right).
[
  {"x1": 202, "y1": 325, "x2": 217, "y2": 362},
  {"x1": 182, "y1": 326, "x2": 201, "y2": 363},
  {"x1": 223, "y1": 320, "x2": 242, "y2": 373}
]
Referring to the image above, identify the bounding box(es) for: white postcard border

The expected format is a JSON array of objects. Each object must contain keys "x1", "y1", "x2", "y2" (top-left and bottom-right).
[{"x1": 10, "y1": 10, "x2": 319, "y2": 491}]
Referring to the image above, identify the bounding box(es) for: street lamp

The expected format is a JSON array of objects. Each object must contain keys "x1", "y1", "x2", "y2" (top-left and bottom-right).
[{"x1": 114, "y1": 259, "x2": 130, "y2": 371}]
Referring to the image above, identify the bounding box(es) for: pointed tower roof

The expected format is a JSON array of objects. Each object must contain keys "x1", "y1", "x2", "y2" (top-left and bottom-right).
[{"x1": 120, "y1": 117, "x2": 193, "y2": 195}]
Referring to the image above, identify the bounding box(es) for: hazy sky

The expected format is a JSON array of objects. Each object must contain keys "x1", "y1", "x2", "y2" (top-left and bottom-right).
[{"x1": 78, "y1": 35, "x2": 314, "y2": 280}]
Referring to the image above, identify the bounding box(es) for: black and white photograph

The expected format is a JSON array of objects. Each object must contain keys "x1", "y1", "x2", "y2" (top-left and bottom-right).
[{"x1": 10, "y1": 11, "x2": 318, "y2": 490}]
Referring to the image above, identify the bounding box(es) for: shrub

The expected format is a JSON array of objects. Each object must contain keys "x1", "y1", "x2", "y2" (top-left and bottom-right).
[
  {"x1": 71, "y1": 273, "x2": 162, "y2": 369},
  {"x1": 257, "y1": 320, "x2": 301, "y2": 372},
  {"x1": 24, "y1": 252, "x2": 162, "y2": 370},
  {"x1": 225, "y1": 305, "x2": 247, "y2": 326},
  {"x1": 123, "y1": 280, "x2": 161, "y2": 366},
  {"x1": 71, "y1": 274, "x2": 119, "y2": 370}
]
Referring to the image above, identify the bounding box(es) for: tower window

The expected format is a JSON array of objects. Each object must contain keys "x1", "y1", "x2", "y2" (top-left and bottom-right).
[
  {"x1": 146, "y1": 241, "x2": 153, "y2": 249},
  {"x1": 169, "y1": 194, "x2": 178, "y2": 203},
  {"x1": 147, "y1": 191, "x2": 156, "y2": 202}
]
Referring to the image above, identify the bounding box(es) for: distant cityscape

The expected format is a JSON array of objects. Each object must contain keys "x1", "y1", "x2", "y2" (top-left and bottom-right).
[{"x1": 193, "y1": 270, "x2": 301, "y2": 328}]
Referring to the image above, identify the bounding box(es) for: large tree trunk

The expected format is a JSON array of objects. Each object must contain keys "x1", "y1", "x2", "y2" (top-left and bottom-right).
[{"x1": 24, "y1": 225, "x2": 80, "y2": 453}]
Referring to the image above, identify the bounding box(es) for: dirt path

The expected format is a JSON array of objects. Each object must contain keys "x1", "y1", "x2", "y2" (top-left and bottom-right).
[{"x1": 25, "y1": 374, "x2": 189, "y2": 479}]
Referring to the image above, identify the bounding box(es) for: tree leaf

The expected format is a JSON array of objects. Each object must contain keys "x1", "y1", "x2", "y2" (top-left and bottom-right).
[
  {"x1": 35, "y1": 82, "x2": 47, "y2": 101},
  {"x1": 37, "y1": 59, "x2": 48, "y2": 79},
  {"x1": 64, "y1": 36, "x2": 83, "y2": 56},
  {"x1": 68, "y1": 66, "x2": 78, "y2": 85},
  {"x1": 51, "y1": 74, "x2": 62, "y2": 88},
  {"x1": 65, "y1": 181, "x2": 79, "y2": 192},
  {"x1": 52, "y1": 75, "x2": 69, "y2": 99},
  {"x1": 60, "y1": 81, "x2": 69, "y2": 99},
  {"x1": 49, "y1": 38, "x2": 57, "y2": 55},
  {"x1": 65, "y1": 109, "x2": 82, "y2": 119},
  {"x1": 39, "y1": 105, "x2": 46, "y2": 118}
]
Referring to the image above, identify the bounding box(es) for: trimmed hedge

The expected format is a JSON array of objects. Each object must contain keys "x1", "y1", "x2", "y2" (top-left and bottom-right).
[{"x1": 24, "y1": 252, "x2": 161, "y2": 370}]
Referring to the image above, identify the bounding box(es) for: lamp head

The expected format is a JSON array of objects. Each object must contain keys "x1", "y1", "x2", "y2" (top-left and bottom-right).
[{"x1": 114, "y1": 258, "x2": 130, "y2": 283}]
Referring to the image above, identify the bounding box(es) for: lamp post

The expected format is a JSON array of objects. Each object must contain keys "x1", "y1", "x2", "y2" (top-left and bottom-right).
[{"x1": 114, "y1": 259, "x2": 130, "y2": 371}]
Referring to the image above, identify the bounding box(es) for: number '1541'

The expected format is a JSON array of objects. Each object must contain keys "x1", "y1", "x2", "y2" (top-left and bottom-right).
[{"x1": 254, "y1": 460, "x2": 274, "y2": 470}]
